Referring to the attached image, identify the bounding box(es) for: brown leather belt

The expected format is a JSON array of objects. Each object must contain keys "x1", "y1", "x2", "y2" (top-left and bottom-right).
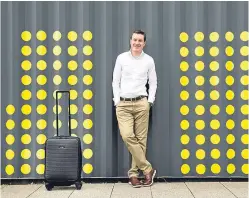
[{"x1": 120, "y1": 95, "x2": 146, "y2": 102}]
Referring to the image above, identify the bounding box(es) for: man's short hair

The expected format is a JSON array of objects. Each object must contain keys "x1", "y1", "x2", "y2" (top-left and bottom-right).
[{"x1": 131, "y1": 30, "x2": 146, "y2": 42}]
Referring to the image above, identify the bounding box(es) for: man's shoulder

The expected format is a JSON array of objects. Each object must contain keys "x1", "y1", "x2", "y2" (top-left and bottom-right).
[
  {"x1": 143, "y1": 53, "x2": 154, "y2": 62},
  {"x1": 117, "y1": 51, "x2": 130, "y2": 59}
]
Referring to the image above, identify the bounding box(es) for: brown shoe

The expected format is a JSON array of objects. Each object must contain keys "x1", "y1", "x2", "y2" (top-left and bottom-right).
[
  {"x1": 143, "y1": 169, "x2": 156, "y2": 187},
  {"x1": 128, "y1": 177, "x2": 142, "y2": 188}
]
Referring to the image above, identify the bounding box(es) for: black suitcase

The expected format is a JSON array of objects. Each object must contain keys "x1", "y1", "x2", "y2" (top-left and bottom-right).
[{"x1": 44, "y1": 90, "x2": 82, "y2": 191}]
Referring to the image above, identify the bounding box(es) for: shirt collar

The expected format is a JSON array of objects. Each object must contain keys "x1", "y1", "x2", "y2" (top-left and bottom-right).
[{"x1": 129, "y1": 50, "x2": 144, "y2": 59}]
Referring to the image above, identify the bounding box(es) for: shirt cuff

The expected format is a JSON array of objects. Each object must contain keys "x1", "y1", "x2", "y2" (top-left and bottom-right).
[
  {"x1": 148, "y1": 98, "x2": 154, "y2": 104},
  {"x1": 114, "y1": 98, "x2": 120, "y2": 106}
]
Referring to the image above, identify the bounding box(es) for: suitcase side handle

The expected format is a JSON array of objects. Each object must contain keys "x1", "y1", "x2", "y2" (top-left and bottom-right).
[{"x1": 55, "y1": 90, "x2": 71, "y2": 136}]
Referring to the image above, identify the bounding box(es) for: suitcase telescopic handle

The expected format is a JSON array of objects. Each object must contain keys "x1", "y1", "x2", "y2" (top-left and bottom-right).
[{"x1": 55, "y1": 90, "x2": 71, "y2": 136}]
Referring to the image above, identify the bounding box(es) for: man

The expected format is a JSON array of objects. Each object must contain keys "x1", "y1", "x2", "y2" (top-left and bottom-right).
[{"x1": 112, "y1": 30, "x2": 157, "y2": 188}]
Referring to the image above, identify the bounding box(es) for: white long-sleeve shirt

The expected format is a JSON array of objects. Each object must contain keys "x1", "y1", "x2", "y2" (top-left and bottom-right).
[{"x1": 112, "y1": 51, "x2": 157, "y2": 106}]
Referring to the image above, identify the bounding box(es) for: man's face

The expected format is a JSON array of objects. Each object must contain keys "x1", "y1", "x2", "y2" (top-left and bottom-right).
[{"x1": 130, "y1": 33, "x2": 146, "y2": 53}]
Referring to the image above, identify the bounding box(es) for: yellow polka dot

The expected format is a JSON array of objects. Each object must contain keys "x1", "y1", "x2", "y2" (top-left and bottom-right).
[
  {"x1": 68, "y1": 75, "x2": 78, "y2": 85},
  {"x1": 5, "y1": 165, "x2": 14, "y2": 175},
  {"x1": 225, "y1": 46, "x2": 234, "y2": 56},
  {"x1": 240, "y1": 75, "x2": 249, "y2": 85},
  {"x1": 36, "y1": 30, "x2": 46, "y2": 41},
  {"x1": 209, "y1": 76, "x2": 219, "y2": 86},
  {"x1": 53, "y1": 45, "x2": 61, "y2": 56},
  {"x1": 36, "y1": 104, "x2": 47, "y2": 115},
  {"x1": 83, "y1": 75, "x2": 93, "y2": 85},
  {"x1": 21, "y1": 104, "x2": 31, "y2": 115},
  {"x1": 83, "y1": 60, "x2": 93, "y2": 71},
  {"x1": 37, "y1": 89, "x2": 47, "y2": 100},
  {"x1": 179, "y1": 32, "x2": 189, "y2": 42},
  {"x1": 226, "y1": 75, "x2": 234, "y2": 86},
  {"x1": 195, "y1": 61, "x2": 204, "y2": 71},
  {"x1": 210, "y1": 134, "x2": 220, "y2": 145},
  {"x1": 180, "y1": 90, "x2": 189, "y2": 101},
  {"x1": 68, "y1": 46, "x2": 78, "y2": 56},
  {"x1": 53, "y1": 75, "x2": 62, "y2": 85},
  {"x1": 181, "y1": 149, "x2": 190, "y2": 159},
  {"x1": 210, "y1": 119, "x2": 220, "y2": 130},
  {"x1": 211, "y1": 164, "x2": 221, "y2": 174},
  {"x1": 21, "y1": 31, "x2": 31, "y2": 41},
  {"x1": 194, "y1": 32, "x2": 204, "y2": 42},
  {"x1": 36, "y1": 149, "x2": 45, "y2": 159},
  {"x1": 83, "y1": 30, "x2": 93, "y2": 41},
  {"x1": 226, "y1": 61, "x2": 234, "y2": 71},
  {"x1": 240, "y1": 60, "x2": 249, "y2": 71},
  {"x1": 226, "y1": 134, "x2": 235, "y2": 144},
  {"x1": 211, "y1": 149, "x2": 220, "y2": 159},
  {"x1": 241, "y1": 90, "x2": 249, "y2": 100},
  {"x1": 83, "y1": 163, "x2": 93, "y2": 174},
  {"x1": 36, "y1": 164, "x2": 45, "y2": 175},
  {"x1": 226, "y1": 119, "x2": 235, "y2": 130},
  {"x1": 21, "y1": 134, "x2": 31, "y2": 144},
  {"x1": 36, "y1": 134, "x2": 47, "y2": 145},
  {"x1": 209, "y1": 61, "x2": 219, "y2": 71},
  {"x1": 70, "y1": 90, "x2": 78, "y2": 100},
  {"x1": 36, "y1": 75, "x2": 47, "y2": 85},
  {"x1": 226, "y1": 105, "x2": 235, "y2": 115},
  {"x1": 225, "y1": 32, "x2": 234, "y2": 42},
  {"x1": 195, "y1": 75, "x2": 205, "y2": 86},
  {"x1": 37, "y1": 60, "x2": 47, "y2": 71},
  {"x1": 21, "y1": 46, "x2": 32, "y2": 56},
  {"x1": 69, "y1": 104, "x2": 78, "y2": 115},
  {"x1": 242, "y1": 164, "x2": 248, "y2": 174},
  {"x1": 195, "y1": 90, "x2": 205, "y2": 100},
  {"x1": 68, "y1": 31, "x2": 77, "y2": 41},
  {"x1": 180, "y1": 120, "x2": 189, "y2": 130},
  {"x1": 83, "y1": 119, "x2": 93, "y2": 129},
  {"x1": 53, "y1": 31, "x2": 61, "y2": 41},
  {"x1": 68, "y1": 60, "x2": 78, "y2": 71},
  {"x1": 6, "y1": 149, "x2": 15, "y2": 160},
  {"x1": 210, "y1": 90, "x2": 220, "y2": 100},
  {"x1": 83, "y1": 89, "x2": 93, "y2": 100},
  {"x1": 196, "y1": 134, "x2": 205, "y2": 145},
  {"x1": 21, "y1": 149, "x2": 31, "y2": 159},
  {"x1": 181, "y1": 134, "x2": 190, "y2": 145},
  {"x1": 226, "y1": 90, "x2": 234, "y2": 100},
  {"x1": 36, "y1": 45, "x2": 47, "y2": 56},
  {"x1": 6, "y1": 104, "x2": 15, "y2": 115},
  {"x1": 83, "y1": 134, "x2": 93, "y2": 144},
  {"x1": 70, "y1": 119, "x2": 78, "y2": 129},
  {"x1": 21, "y1": 119, "x2": 31, "y2": 130},
  {"x1": 181, "y1": 164, "x2": 190, "y2": 174},
  {"x1": 210, "y1": 105, "x2": 220, "y2": 115},
  {"x1": 6, "y1": 119, "x2": 15, "y2": 130},
  {"x1": 240, "y1": 46, "x2": 249, "y2": 56},
  {"x1": 241, "y1": 105, "x2": 249, "y2": 115},
  {"x1": 83, "y1": 149, "x2": 93, "y2": 159},
  {"x1": 37, "y1": 119, "x2": 47, "y2": 130},
  {"x1": 180, "y1": 61, "x2": 189, "y2": 72},
  {"x1": 53, "y1": 120, "x2": 62, "y2": 129},
  {"x1": 227, "y1": 149, "x2": 235, "y2": 159},
  {"x1": 83, "y1": 45, "x2": 93, "y2": 56},
  {"x1": 71, "y1": 134, "x2": 78, "y2": 137},
  {"x1": 195, "y1": 105, "x2": 205, "y2": 115},
  {"x1": 209, "y1": 32, "x2": 219, "y2": 42},
  {"x1": 195, "y1": 120, "x2": 205, "y2": 130},
  {"x1": 241, "y1": 119, "x2": 249, "y2": 130},
  {"x1": 21, "y1": 75, "x2": 32, "y2": 86},
  {"x1": 240, "y1": 31, "x2": 249, "y2": 41},
  {"x1": 195, "y1": 46, "x2": 204, "y2": 56},
  {"x1": 21, "y1": 164, "x2": 31, "y2": 174},
  {"x1": 21, "y1": 60, "x2": 32, "y2": 71},
  {"x1": 180, "y1": 105, "x2": 189, "y2": 115},
  {"x1": 241, "y1": 149, "x2": 249, "y2": 159},
  {"x1": 53, "y1": 105, "x2": 62, "y2": 114},
  {"x1": 209, "y1": 46, "x2": 219, "y2": 57},
  {"x1": 196, "y1": 149, "x2": 205, "y2": 160},
  {"x1": 196, "y1": 164, "x2": 206, "y2": 174},
  {"x1": 6, "y1": 134, "x2": 15, "y2": 145},
  {"x1": 227, "y1": 164, "x2": 236, "y2": 174},
  {"x1": 241, "y1": 134, "x2": 249, "y2": 144},
  {"x1": 53, "y1": 60, "x2": 62, "y2": 70}
]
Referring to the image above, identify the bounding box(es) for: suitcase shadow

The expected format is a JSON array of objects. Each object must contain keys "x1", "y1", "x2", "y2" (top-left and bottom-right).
[{"x1": 50, "y1": 186, "x2": 78, "y2": 191}]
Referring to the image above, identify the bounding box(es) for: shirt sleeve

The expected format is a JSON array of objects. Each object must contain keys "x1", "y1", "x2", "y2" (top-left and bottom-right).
[
  {"x1": 112, "y1": 56, "x2": 122, "y2": 106},
  {"x1": 148, "y1": 58, "x2": 157, "y2": 104}
]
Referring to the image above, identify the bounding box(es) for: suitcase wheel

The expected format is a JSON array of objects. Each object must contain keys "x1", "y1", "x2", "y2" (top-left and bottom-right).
[
  {"x1": 75, "y1": 182, "x2": 82, "y2": 190},
  {"x1": 45, "y1": 183, "x2": 54, "y2": 191}
]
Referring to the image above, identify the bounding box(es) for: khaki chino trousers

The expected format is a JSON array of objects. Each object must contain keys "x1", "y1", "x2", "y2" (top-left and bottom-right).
[{"x1": 116, "y1": 97, "x2": 152, "y2": 178}]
